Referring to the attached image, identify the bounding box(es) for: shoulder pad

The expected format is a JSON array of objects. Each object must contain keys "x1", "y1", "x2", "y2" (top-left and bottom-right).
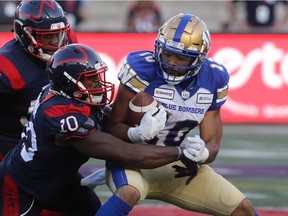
[
  {"x1": 118, "y1": 51, "x2": 154, "y2": 92},
  {"x1": 56, "y1": 117, "x2": 95, "y2": 140}
]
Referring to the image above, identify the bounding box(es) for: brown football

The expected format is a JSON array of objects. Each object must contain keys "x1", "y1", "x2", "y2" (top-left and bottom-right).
[{"x1": 127, "y1": 91, "x2": 159, "y2": 127}]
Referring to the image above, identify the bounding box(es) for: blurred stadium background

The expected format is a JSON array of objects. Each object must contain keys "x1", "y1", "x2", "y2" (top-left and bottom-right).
[
  {"x1": 0, "y1": 1, "x2": 287, "y2": 215},
  {"x1": 1, "y1": 1, "x2": 288, "y2": 33}
]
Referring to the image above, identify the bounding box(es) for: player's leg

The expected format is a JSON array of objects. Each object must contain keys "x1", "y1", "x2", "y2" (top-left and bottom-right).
[
  {"x1": 96, "y1": 163, "x2": 147, "y2": 216},
  {"x1": 40, "y1": 186, "x2": 100, "y2": 216},
  {"x1": 145, "y1": 161, "x2": 257, "y2": 216},
  {"x1": 0, "y1": 142, "x2": 17, "y2": 162},
  {"x1": 231, "y1": 198, "x2": 258, "y2": 216},
  {"x1": 41, "y1": 174, "x2": 101, "y2": 216},
  {"x1": 40, "y1": 209, "x2": 65, "y2": 216},
  {"x1": 0, "y1": 164, "x2": 42, "y2": 215},
  {"x1": 60, "y1": 181, "x2": 101, "y2": 216},
  {"x1": 95, "y1": 193, "x2": 133, "y2": 216},
  {"x1": 114, "y1": 185, "x2": 141, "y2": 206}
]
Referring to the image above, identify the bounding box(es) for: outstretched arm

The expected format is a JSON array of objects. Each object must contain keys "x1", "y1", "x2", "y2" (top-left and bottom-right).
[{"x1": 63, "y1": 130, "x2": 182, "y2": 169}]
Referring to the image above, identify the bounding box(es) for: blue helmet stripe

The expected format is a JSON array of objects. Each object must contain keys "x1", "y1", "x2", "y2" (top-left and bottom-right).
[{"x1": 173, "y1": 14, "x2": 193, "y2": 42}]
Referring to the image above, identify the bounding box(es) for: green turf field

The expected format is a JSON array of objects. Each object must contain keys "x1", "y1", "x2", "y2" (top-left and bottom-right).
[
  {"x1": 213, "y1": 125, "x2": 288, "y2": 208},
  {"x1": 82, "y1": 125, "x2": 288, "y2": 209}
]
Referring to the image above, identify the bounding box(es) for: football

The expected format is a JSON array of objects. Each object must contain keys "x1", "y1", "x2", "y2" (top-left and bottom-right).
[{"x1": 127, "y1": 91, "x2": 159, "y2": 127}]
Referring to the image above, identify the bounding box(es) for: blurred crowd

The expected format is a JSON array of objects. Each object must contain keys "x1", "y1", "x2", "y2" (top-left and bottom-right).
[{"x1": 0, "y1": 0, "x2": 288, "y2": 33}]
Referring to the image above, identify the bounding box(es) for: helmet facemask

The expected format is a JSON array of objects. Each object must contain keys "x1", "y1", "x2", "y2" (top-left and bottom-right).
[
  {"x1": 22, "y1": 23, "x2": 70, "y2": 62},
  {"x1": 64, "y1": 62, "x2": 114, "y2": 106},
  {"x1": 13, "y1": 0, "x2": 71, "y2": 62},
  {"x1": 155, "y1": 38, "x2": 206, "y2": 85}
]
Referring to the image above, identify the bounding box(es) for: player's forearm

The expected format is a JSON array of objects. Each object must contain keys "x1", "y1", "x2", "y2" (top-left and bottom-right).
[
  {"x1": 71, "y1": 131, "x2": 182, "y2": 168},
  {"x1": 97, "y1": 138, "x2": 182, "y2": 169},
  {"x1": 118, "y1": 144, "x2": 182, "y2": 169},
  {"x1": 107, "y1": 121, "x2": 132, "y2": 142},
  {"x1": 204, "y1": 141, "x2": 220, "y2": 163}
]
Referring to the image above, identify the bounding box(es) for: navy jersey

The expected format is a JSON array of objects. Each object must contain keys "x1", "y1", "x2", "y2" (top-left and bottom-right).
[
  {"x1": 3, "y1": 86, "x2": 101, "y2": 205},
  {"x1": 0, "y1": 33, "x2": 78, "y2": 145},
  {"x1": 119, "y1": 50, "x2": 229, "y2": 146},
  {"x1": 0, "y1": 39, "x2": 48, "y2": 144}
]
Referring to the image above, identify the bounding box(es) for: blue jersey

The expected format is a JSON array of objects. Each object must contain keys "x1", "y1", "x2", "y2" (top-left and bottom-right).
[
  {"x1": 119, "y1": 50, "x2": 229, "y2": 146},
  {"x1": 3, "y1": 86, "x2": 102, "y2": 205},
  {"x1": 0, "y1": 39, "x2": 48, "y2": 144}
]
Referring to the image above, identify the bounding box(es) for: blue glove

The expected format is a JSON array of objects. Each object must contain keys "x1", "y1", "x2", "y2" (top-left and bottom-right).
[{"x1": 172, "y1": 158, "x2": 198, "y2": 185}]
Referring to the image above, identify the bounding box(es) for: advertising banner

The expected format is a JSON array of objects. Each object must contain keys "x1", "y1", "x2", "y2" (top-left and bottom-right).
[{"x1": 1, "y1": 32, "x2": 287, "y2": 123}]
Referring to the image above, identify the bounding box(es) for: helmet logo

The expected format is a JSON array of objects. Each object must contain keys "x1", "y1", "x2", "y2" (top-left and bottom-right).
[
  {"x1": 51, "y1": 22, "x2": 65, "y2": 30},
  {"x1": 166, "y1": 39, "x2": 184, "y2": 50},
  {"x1": 95, "y1": 62, "x2": 108, "y2": 70},
  {"x1": 41, "y1": 0, "x2": 55, "y2": 10},
  {"x1": 29, "y1": 1, "x2": 56, "y2": 19}
]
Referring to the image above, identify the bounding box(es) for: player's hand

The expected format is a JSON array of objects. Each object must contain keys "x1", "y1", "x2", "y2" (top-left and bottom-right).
[
  {"x1": 183, "y1": 135, "x2": 209, "y2": 163},
  {"x1": 128, "y1": 105, "x2": 167, "y2": 142},
  {"x1": 172, "y1": 158, "x2": 198, "y2": 185}
]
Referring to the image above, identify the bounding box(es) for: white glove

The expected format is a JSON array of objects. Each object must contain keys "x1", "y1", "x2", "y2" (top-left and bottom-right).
[
  {"x1": 128, "y1": 105, "x2": 167, "y2": 142},
  {"x1": 183, "y1": 135, "x2": 209, "y2": 163}
]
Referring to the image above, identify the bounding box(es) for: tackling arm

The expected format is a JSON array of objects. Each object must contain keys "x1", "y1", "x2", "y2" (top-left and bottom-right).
[{"x1": 66, "y1": 130, "x2": 182, "y2": 169}]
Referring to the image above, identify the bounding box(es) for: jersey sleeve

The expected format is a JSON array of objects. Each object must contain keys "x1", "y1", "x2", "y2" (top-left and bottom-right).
[
  {"x1": 117, "y1": 51, "x2": 154, "y2": 93},
  {"x1": 43, "y1": 102, "x2": 95, "y2": 141},
  {"x1": 0, "y1": 55, "x2": 25, "y2": 93},
  {"x1": 207, "y1": 60, "x2": 229, "y2": 111}
]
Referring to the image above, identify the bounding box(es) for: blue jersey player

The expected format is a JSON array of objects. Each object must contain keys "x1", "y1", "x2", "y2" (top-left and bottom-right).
[
  {"x1": 0, "y1": 0, "x2": 78, "y2": 161},
  {"x1": 0, "y1": 43, "x2": 199, "y2": 215},
  {"x1": 96, "y1": 13, "x2": 260, "y2": 216}
]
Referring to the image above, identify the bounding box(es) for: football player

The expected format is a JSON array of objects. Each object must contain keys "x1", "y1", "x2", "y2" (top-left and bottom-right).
[
  {"x1": 0, "y1": 43, "x2": 199, "y2": 215},
  {"x1": 0, "y1": 1, "x2": 78, "y2": 215},
  {"x1": 96, "y1": 13, "x2": 260, "y2": 216},
  {"x1": 0, "y1": 0, "x2": 77, "y2": 162}
]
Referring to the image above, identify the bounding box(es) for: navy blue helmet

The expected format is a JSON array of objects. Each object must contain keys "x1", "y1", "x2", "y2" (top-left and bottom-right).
[
  {"x1": 14, "y1": 0, "x2": 70, "y2": 61},
  {"x1": 47, "y1": 43, "x2": 115, "y2": 106}
]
